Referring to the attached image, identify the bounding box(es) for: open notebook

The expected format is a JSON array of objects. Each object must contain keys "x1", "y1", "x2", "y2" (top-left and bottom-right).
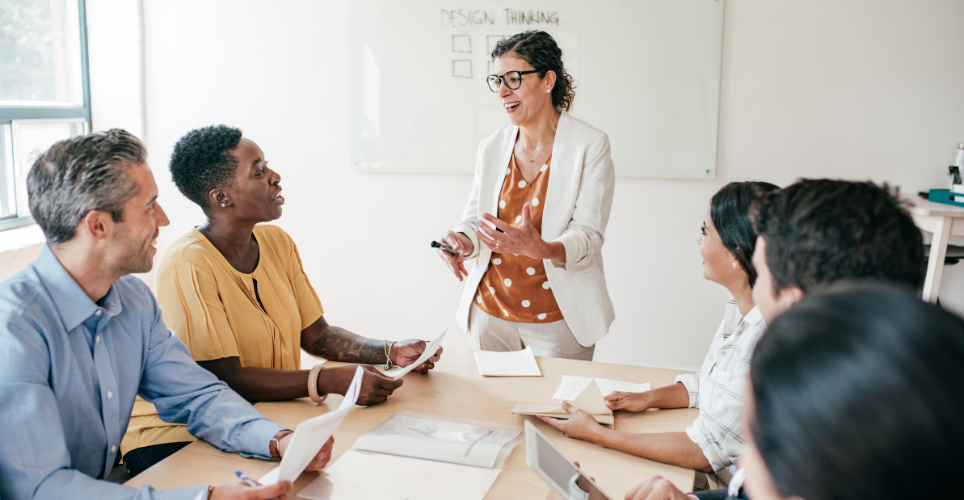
[
  {"x1": 512, "y1": 379, "x2": 617, "y2": 427},
  {"x1": 297, "y1": 412, "x2": 523, "y2": 500}
]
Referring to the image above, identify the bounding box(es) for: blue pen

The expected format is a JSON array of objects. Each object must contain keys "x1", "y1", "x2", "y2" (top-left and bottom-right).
[{"x1": 235, "y1": 470, "x2": 261, "y2": 488}]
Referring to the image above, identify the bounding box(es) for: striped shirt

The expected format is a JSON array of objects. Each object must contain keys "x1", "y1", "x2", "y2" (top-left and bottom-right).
[
  {"x1": 675, "y1": 298, "x2": 766, "y2": 476},
  {"x1": 0, "y1": 246, "x2": 284, "y2": 500}
]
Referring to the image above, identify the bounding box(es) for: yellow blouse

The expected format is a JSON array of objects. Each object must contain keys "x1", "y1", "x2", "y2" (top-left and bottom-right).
[{"x1": 121, "y1": 225, "x2": 324, "y2": 455}]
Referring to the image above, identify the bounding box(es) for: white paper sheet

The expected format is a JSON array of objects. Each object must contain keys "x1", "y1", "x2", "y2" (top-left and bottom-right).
[
  {"x1": 260, "y1": 366, "x2": 365, "y2": 485},
  {"x1": 474, "y1": 346, "x2": 542, "y2": 376},
  {"x1": 383, "y1": 329, "x2": 445, "y2": 380},
  {"x1": 551, "y1": 376, "x2": 651, "y2": 401},
  {"x1": 351, "y1": 413, "x2": 520, "y2": 469},
  {"x1": 297, "y1": 450, "x2": 501, "y2": 500}
]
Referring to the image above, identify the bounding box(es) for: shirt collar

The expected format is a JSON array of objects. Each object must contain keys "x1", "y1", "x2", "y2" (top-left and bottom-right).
[
  {"x1": 32, "y1": 245, "x2": 122, "y2": 332},
  {"x1": 743, "y1": 305, "x2": 765, "y2": 327}
]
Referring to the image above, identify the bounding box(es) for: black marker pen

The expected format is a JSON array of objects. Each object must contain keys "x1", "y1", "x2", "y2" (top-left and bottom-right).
[{"x1": 431, "y1": 241, "x2": 462, "y2": 255}]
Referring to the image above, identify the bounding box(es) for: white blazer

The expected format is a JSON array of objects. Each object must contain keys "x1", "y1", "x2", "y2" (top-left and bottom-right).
[{"x1": 454, "y1": 111, "x2": 616, "y2": 347}]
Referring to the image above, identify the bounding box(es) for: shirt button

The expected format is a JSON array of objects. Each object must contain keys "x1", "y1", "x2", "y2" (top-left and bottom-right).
[
  {"x1": 107, "y1": 391, "x2": 113, "y2": 399},
  {"x1": 111, "y1": 445, "x2": 117, "y2": 453},
  {"x1": 95, "y1": 310, "x2": 102, "y2": 316},
  {"x1": 95, "y1": 335, "x2": 101, "y2": 343}
]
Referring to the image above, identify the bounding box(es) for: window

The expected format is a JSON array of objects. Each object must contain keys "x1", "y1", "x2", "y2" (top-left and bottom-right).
[{"x1": 0, "y1": 0, "x2": 90, "y2": 231}]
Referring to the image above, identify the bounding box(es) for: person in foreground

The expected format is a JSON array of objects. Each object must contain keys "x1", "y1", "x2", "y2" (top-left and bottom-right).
[
  {"x1": 623, "y1": 284, "x2": 964, "y2": 500},
  {"x1": 437, "y1": 30, "x2": 616, "y2": 360},
  {"x1": 541, "y1": 179, "x2": 926, "y2": 488},
  {"x1": 122, "y1": 124, "x2": 443, "y2": 474},
  {"x1": 541, "y1": 182, "x2": 778, "y2": 486},
  {"x1": 0, "y1": 129, "x2": 331, "y2": 500}
]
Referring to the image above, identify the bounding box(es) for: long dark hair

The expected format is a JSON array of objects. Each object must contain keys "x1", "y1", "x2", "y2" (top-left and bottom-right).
[
  {"x1": 751, "y1": 283, "x2": 964, "y2": 500},
  {"x1": 491, "y1": 30, "x2": 576, "y2": 112},
  {"x1": 709, "y1": 181, "x2": 779, "y2": 288}
]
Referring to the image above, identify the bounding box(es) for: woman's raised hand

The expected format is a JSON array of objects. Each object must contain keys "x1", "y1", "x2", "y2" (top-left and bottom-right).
[
  {"x1": 477, "y1": 203, "x2": 547, "y2": 258},
  {"x1": 438, "y1": 231, "x2": 471, "y2": 281}
]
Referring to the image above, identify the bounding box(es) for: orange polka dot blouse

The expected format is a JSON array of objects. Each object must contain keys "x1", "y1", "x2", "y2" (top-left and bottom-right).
[{"x1": 474, "y1": 155, "x2": 563, "y2": 323}]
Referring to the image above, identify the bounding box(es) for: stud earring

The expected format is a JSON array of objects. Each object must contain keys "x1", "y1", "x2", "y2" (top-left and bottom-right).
[
  {"x1": 221, "y1": 203, "x2": 226, "y2": 207},
  {"x1": 732, "y1": 262, "x2": 738, "y2": 269},
  {"x1": 546, "y1": 89, "x2": 551, "y2": 93}
]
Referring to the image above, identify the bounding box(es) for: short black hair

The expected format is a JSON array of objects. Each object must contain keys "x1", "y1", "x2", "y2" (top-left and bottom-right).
[
  {"x1": 28, "y1": 129, "x2": 145, "y2": 244},
  {"x1": 750, "y1": 179, "x2": 924, "y2": 294},
  {"x1": 710, "y1": 181, "x2": 780, "y2": 288},
  {"x1": 169, "y1": 125, "x2": 243, "y2": 210},
  {"x1": 751, "y1": 283, "x2": 964, "y2": 500}
]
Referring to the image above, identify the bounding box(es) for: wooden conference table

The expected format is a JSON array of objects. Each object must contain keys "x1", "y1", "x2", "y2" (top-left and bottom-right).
[
  {"x1": 127, "y1": 347, "x2": 700, "y2": 499},
  {"x1": 907, "y1": 196, "x2": 964, "y2": 302}
]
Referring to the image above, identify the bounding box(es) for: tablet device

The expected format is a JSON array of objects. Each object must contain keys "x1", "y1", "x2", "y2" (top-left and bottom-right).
[{"x1": 524, "y1": 421, "x2": 615, "y2": 500}]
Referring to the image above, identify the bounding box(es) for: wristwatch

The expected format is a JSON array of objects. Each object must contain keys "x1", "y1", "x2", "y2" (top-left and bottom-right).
[{"x1": 269, "y1": 429, "x2": 293, "y2": 461}]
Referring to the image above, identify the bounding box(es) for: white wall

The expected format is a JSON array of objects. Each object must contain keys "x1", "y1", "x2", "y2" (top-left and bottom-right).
[{"x1": 137, "y1": 0, "x2": 964, "y2": 371}]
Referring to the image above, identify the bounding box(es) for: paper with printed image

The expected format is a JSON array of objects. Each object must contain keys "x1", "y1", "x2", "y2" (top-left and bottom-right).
[
  {"x1": 383, "y1": 329, "x2": 445, "y2": 380},
  {"x1": 551, "y1": 376, "x2": 651, "y2": 401},
  {"x1": 259, "y1": 365, "x2": 365, "y2": 485},
  {"x1": 351, "y1": 413, "x2": 519, "y2": 469}
]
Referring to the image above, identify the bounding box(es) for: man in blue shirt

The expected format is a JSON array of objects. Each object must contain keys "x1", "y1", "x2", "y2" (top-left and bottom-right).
[{"x1": 0, "y1": 130, "x2": 332, "y2": 500}]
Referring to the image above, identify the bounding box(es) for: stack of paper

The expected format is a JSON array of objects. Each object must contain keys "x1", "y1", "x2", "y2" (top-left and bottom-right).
[
  {"x1": 511, "y1": 376, "x2": 651, "y2": 429},
  {"x1": 297, "y1": 413, "x2": 523, "y2": 500},
  {"x1": 475, "y1": 346, "x2": 542, "y2": 376}
]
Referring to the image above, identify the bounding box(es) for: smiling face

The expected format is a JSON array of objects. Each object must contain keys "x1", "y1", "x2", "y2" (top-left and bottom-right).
[
  {"x1": 493, "y1": 53, "x2": 555, "y2": 127},
  {"x1": 698, "y1": 206, "x2": 746, "y2": 288},
  {"x1": 219, "y1": 138, "x2": 284, "y2": 223},
  {"x1": 106, "y1": 164, "x2": 170, "y2": 274}
]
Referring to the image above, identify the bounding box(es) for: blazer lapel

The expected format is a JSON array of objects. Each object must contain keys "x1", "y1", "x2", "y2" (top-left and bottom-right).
[{"x1": 543, "y1": 111, "x2": 573, "y2": 240}]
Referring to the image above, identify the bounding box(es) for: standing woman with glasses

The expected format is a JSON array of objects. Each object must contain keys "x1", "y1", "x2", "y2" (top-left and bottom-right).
[{"x1": 436, "y1": 30, "x2": 615, "y2": 360}]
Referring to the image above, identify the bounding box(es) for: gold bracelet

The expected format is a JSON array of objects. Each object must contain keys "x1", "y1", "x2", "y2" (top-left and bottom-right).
[{"x1": 308, "y1": 363, "x2": 328, "y2": 404}]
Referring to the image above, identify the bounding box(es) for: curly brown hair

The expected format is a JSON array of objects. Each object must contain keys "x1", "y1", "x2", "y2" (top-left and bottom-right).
[{"x1": 491, "y1": 30, "x2": 576, "y2": 112}]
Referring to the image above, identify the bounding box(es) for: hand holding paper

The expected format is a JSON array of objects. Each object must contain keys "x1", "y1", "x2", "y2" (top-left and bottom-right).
[
  {"x1": 260, "y1": 365, "x2": 366, "y2": 485},
  {"x1": 512, "y1": 379, "x2": 615, "y2": 428},
  {"x1": 384, "y1": 330, "x2": 446, "y2": 379}
]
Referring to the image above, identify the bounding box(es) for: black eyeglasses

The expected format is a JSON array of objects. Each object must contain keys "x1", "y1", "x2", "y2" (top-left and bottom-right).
[{"x1": 486, "y1": 70, "x2": 541, "y2": 93}]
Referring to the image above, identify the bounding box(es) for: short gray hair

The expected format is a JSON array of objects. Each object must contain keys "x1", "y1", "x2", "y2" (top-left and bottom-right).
[{"x1": 27, "y1": 129, "x2": 146, "y2": 245}]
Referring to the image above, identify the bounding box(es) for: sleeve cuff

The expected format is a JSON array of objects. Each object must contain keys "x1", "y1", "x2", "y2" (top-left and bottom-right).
[
  {"x1": 674, "y1": 375, "x2": 700, "y2": 408},
  {"x1": 685, "y1": 421, "x2": 729, "y2": 473},
  {"x1": 453, "y1": 223, "x2": 480, "y2": 260},
  {"x1": 237, "y1": 419, "x2": 287, "y2": 460},
  {"x1": 549, "y1": 233, "x2": 578, "y2": 270}
]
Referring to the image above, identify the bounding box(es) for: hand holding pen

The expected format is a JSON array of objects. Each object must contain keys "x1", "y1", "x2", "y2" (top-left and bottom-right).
[
  {"x1": 434, "y1": 232, "x2": 473, "y2": 281},
  {"x1": 206, "y1": 471, "x2": 291, "y2": 500}
]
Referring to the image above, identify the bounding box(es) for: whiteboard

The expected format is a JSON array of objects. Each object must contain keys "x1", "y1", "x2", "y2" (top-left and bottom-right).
[{"x1": 348, "y1": 0, "x2": 724, "y2": 179}]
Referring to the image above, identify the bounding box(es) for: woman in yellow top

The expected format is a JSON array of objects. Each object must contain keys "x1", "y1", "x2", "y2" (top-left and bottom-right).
[{"x1": 122, "y1": 125, "x2": 442, "y2": 476}]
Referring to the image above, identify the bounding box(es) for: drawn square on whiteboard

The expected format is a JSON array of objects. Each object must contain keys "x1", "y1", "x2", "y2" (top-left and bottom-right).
[
  {"x1": 452, "y1": 34, "x2": 472, "y2": 53},
  {"x1": 487, "y1": 35, "x2": 507, "y2": 54},
  {"x1": 452, "y1": 60, "x2": 472, "y2": 78}
]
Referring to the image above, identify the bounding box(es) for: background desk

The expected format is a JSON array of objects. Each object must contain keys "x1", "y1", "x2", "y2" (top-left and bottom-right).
[
  {"x1": 126, "y1": 347, "x2": 700, "y2": 499},
  {"x1": 907, "y1": 197, "x2": 964, "y2": 302}
]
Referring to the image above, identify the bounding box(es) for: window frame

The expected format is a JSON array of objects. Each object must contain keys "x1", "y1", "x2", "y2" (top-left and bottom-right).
[{"x1": 0, "y1": 0, "x2": 91, "y2": 232}]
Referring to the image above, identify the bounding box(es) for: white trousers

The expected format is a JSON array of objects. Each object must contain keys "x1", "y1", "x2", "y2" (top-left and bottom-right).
[{"x1": 468, "y1": 304, "x2": 595, "y2": 361}]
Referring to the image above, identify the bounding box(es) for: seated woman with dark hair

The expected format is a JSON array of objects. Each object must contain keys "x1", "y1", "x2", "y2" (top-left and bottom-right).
[
  {"x1": 625, "y1": 283, "x2": 964, "y2": 500},
  {"x1": 121, "y1": 125, "x2": 442, "y2": 475},
  {"x1": 540, "y1": 181, "x2": 779, "y2": 488}
]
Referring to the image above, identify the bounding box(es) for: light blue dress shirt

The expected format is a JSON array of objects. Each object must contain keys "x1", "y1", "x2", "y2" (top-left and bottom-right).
[{"x1": 0, "y1": 246, "x2": 285, "y2": 500}]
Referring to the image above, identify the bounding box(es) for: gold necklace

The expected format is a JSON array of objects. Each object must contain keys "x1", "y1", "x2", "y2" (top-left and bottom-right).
[{"x1": 519, "y1": 135, "x2": 547, "y2": 162}]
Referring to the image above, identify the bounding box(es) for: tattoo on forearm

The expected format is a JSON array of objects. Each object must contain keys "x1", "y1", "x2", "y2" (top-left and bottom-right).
[{"x1": 312, "y1": 324, "x2": 387, "y2": 364}]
